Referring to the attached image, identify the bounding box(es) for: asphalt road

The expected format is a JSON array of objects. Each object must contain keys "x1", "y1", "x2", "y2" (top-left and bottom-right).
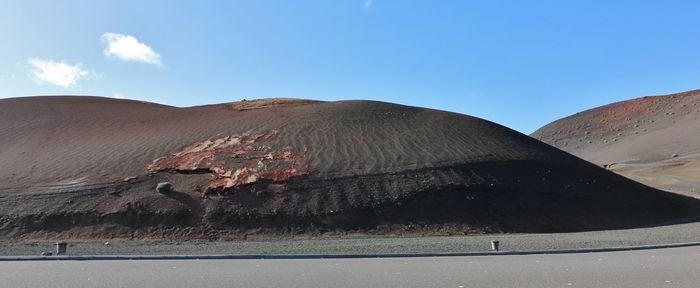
[{"x1": 2, "y1": 246, "x2": 700, "y2": 288}]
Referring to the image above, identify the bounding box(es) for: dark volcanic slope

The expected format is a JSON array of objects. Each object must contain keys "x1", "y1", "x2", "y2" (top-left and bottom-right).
[
  {"x1": 1, "y1": 96, "x2": 699, "y2": 239},
  {"x1": 532, "y1": 89, "x2": 700, "y2": 195}
]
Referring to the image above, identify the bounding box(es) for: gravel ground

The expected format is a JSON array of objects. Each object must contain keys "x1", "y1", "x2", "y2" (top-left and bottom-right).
[{"x1": 3, "y1": 221, "x2": 700, "y2": 256}]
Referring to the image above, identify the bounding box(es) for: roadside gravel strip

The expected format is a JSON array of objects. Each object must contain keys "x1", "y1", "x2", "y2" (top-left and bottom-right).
[
  {"x1": 2, "y1": 242, "x2": 700, "y2": 261},
  {"x1": 3, "y1": 221, "x2": 700, "y2": 257}
]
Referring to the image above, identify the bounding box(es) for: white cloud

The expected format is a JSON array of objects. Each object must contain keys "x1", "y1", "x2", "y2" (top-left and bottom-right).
[
  {"x1": 112, "y1": 93, "x2": 125, "y2": 99},
  {"x1": 101, "y1": 33, "x2": 162, "y2": 66},
  {"x1": 363, "y1": 0, "x2": 373, "y2": 9},
  {"x1": 28, "y1": 58, "x2": 90, "y2": 88}
]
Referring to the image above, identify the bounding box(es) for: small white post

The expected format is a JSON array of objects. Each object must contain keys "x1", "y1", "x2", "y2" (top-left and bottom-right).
[
  {"x1": 55, "y1": 242, "x2": 67, "y2": 255},
  {"x1": 491, "y1": 240, "x2": 500, "y2": 251}
]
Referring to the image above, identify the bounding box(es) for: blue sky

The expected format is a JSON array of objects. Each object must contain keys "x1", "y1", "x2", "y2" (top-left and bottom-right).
[{"x1": 2, "y1": 1, "x2": 700, "y2": 133}]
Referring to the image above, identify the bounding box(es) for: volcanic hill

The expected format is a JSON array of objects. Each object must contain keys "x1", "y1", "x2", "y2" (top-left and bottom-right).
[
  {"x1": 1, "y1": 96, "x2": 699, "y2": 240},
  {"x1": 532, "y1": 89, "x2": 700, "y2": 196}
]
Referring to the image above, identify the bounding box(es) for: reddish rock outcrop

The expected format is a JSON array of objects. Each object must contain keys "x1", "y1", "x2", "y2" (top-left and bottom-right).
[
  {"x1": 147, "y1": 130, "x2": 315, "y2": 196},
  {"x1": 230, "y1": 98, "x2": 321, "y2": 111}
]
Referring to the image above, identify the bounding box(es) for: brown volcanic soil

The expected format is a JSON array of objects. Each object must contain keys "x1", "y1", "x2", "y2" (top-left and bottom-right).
[
  {"x1": 532, "y1": 89, "x2": 700, "y2": 196},
  {"x1": 1, "y1": 96, "x2": 699, "y2": 240}
]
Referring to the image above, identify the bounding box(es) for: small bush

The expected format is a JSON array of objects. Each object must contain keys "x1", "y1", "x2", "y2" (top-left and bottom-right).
[{"x1": 156, "y1": 182, "x2": 173, "y2": 194}]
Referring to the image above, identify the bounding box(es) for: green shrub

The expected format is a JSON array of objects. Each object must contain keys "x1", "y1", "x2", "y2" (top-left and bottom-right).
[{"x1": 156, "y1": 182, "x2": 173, "y2": 194}]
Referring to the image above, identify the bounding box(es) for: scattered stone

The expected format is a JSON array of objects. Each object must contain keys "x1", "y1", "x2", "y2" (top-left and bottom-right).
[
  {"x1": 156, "y1": 182, "x2": 173, "y2": 194},
  {"x1": 602, "y1": 163, "x2": 617, "y2": 169}
]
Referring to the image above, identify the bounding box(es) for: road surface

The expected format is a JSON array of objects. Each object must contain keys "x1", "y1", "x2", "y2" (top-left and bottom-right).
[{"x1": 2, "y1": 246, "x2": 699, "y2": 288}]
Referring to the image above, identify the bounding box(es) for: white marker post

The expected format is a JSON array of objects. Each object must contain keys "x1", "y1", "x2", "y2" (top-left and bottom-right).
[{"x1": 55, "y1": 242, "x2": 67, "y2": 255}]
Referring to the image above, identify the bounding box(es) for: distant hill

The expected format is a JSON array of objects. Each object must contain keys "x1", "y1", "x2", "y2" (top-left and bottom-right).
[
  {"x1": 532, "y1": 89, "x2": 700, "y2": 196},
  {"x1": 1, "y1": 96, "x2": 698, "y2": 240}
]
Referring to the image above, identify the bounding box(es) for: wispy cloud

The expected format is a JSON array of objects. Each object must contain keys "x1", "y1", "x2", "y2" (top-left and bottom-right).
[
  {"x1": 363, "y1": 0, "x2": 373, "y2": 9},
  {"x1": 101, "y1": 33, "x2": 162, "y2": 66},
  {"x1": 112, "y1": 92, "x2": 125, "y2": 99},
  {"x1": 28, "y1": 58, "x2": 90, "y2": 88}
]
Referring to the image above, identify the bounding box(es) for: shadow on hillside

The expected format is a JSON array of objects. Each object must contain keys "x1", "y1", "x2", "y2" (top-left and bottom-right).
[{"x1": 165, "y1": 190, "x2": 202, "y2": 214}]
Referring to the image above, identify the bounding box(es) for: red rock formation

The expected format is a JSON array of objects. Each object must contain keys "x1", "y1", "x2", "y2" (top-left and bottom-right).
[{"x1": 147, "y1": 130, "x2": 315, "y2": 196}]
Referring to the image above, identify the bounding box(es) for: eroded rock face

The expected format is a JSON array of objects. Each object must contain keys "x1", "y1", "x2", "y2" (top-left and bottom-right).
[
  {"x1": 230, "y1": 98, "x2": 321, "y2": 111},
  {"x1": 147, "y1": 130, "x2": 315, "y2": 196}
]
